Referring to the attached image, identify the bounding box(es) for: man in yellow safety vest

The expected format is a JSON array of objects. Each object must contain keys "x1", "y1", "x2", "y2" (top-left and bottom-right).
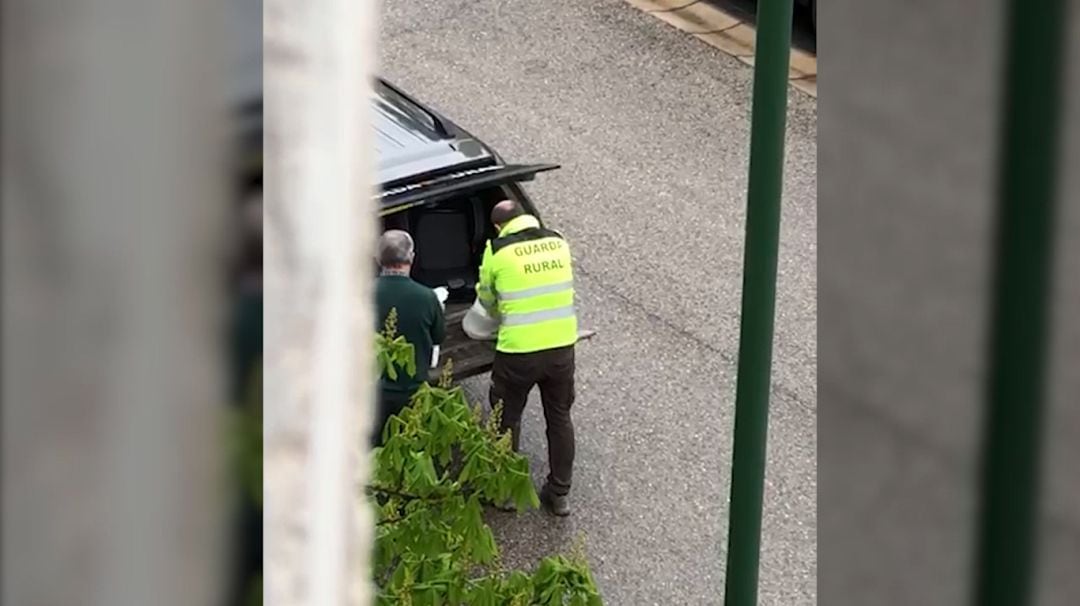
[{"x1": 477, "y1": 199, "x2": 578, "y2": 516}]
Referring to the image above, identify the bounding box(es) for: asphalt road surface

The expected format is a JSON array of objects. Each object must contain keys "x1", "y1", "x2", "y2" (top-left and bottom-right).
[{"x1": 380, "y1": 1, "x2": 817, "y2": 603}]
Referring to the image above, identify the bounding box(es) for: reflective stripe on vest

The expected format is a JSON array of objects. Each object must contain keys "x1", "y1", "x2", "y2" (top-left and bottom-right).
[
  {"x1": 501, "y1": 304, "x2": 576, "y2": 326},
  {"x1": 498, "y1": 280, "x2": 574, "y2": 301}
]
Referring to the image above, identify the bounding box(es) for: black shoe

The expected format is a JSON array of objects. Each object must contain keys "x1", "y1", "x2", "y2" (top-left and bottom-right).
[{"x1": 540, "y1": 484, "x2": 570, "y2": 517}]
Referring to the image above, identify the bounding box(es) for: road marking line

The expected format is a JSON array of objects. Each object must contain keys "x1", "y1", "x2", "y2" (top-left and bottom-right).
[{"x1": 625, "y1": 0, "x2": 817, "y2": 97}]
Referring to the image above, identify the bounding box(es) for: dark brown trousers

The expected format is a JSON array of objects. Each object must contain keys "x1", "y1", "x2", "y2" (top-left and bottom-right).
[{"x1": 489, "y1": 345, "x2": 576, "y2": 496}]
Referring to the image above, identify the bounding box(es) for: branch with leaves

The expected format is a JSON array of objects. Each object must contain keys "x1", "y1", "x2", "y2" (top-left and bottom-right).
[
  {"x1": 376, "y1": 308, "x2": 417, "y2": 381},
  {"x1": 371, "y1": 308, "x2": 602, "y2": 605}
]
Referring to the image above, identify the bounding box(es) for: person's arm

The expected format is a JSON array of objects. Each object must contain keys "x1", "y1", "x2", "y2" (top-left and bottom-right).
[
  {"x1": 475, "y1": 241, "x2": 498, "y2": 314},
  {"x1": 430, "y1": 292, "x2": 446, "y2": 345}
]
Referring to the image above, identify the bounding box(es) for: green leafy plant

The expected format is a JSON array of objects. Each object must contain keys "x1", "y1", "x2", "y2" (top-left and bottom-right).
[
  {"x1": 371, "y1": 309, "x2": 602, "y2": 605},
  {"x1": 377, "y1": 307, "x2": 417, "y2": 381}
]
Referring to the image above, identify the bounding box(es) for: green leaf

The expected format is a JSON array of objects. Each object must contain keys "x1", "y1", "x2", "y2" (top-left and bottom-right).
[
  {"x1": 436, "y1": 447, "x2": 451, "y2": 469},
  {"x1": 458, "y1": 453, "x2": 478, "y2": 484},
  {"x1": 417, "y1": 453, "x2": 438, "y2": 489}
]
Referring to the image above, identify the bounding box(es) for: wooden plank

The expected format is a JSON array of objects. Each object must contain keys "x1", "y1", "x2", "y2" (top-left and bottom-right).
[{"x1": 435, "y1": 303, "x2": 497, "y2": 381}]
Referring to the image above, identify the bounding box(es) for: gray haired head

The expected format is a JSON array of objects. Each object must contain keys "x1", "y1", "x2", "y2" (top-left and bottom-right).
[{"x1": 378, "y1": 230, "x2": 415, "y2": 267}]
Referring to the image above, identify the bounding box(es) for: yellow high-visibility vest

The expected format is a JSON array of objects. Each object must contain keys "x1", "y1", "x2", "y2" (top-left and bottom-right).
[{"x1": 476, "y1": 214, "x2": 577, "y2": 353}]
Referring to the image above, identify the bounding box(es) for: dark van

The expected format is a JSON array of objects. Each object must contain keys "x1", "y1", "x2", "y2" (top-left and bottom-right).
[{"x1": 374, "y1": 79, "x2": 565, "y2": 381}]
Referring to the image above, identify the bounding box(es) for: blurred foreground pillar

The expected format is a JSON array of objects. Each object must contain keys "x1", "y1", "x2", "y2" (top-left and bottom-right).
[
  {"x1": 2, "y1": 1, "x2": 228, "y2": 605},
  {"x1": 973, "y1": 0, "x2": 1066, "y2": 604},
  {"x1": 264, "y1": 0, "x2": 377, "y2": 604}
]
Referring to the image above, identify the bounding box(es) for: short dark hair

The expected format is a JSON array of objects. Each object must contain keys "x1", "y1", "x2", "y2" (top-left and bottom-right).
[{"x1": 491, "y1": 200, "x2": 524, "y2": 225}]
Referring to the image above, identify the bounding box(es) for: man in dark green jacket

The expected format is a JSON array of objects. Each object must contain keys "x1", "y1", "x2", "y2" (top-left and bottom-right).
[{"x1": 373, "y1": 230, "x2": 445, "y2": 446}]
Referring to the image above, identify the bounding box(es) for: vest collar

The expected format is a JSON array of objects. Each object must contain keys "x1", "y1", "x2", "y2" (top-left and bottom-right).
[{"x1": 498, "y1": 214, "x2": 540, "y2": 237}]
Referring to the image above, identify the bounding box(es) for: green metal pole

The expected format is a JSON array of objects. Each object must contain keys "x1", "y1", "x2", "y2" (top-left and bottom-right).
[
  {"x1": 722, "y1": 0, "x2": 792, "y2": 604},
  {"x1": 973, "y1": 1, "x2": 1066, "y2": 605}
]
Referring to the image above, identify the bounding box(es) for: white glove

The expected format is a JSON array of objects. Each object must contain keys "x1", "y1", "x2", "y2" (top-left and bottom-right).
[{"x1": 432, "y1": 286, "x2": 449, "y2": 310}]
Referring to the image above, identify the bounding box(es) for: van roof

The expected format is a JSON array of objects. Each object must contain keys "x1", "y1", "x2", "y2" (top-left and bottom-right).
[{"x1": 375, "y1": 80, "x2": 496, "y2": 187}]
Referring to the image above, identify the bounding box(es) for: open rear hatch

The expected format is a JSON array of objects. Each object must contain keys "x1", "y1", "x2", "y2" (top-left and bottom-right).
[{"x1": 378, "y1": 163, "x2": 560, "y2": 216}]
